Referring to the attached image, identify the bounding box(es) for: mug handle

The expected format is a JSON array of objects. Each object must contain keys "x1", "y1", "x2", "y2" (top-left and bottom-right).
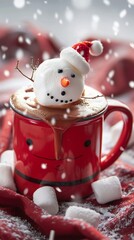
[{"x1": 101, "y1": 99, "x2": 133, "y2": 171}]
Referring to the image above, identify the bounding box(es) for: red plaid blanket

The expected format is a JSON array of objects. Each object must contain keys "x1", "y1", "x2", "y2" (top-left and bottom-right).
[{"x1": 0, "y1": 25, "x2": 134, "y2": 240}]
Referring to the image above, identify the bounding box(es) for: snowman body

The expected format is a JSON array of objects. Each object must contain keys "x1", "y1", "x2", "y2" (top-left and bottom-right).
[{"x1": 34, "y1": 58, "x2": 84, "y2": 107}]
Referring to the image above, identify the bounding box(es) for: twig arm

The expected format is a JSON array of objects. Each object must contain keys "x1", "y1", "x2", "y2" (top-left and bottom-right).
[{"x1": 15, "y1": 60, "x2": 34, "y2": 82}]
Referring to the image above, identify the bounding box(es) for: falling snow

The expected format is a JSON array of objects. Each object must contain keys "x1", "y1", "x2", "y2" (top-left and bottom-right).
[
  {"x1": 65, "y1": 7, "x2": 74, "y2": 22},
  {"x1": 66, "y1": 108, "x2": 71, "y2": 114},
  {"x1": 4, "y1": 70, "x2": 10, "y2": 77},
  {"x1": 61, "y1": 172, "x2": 66, "y2": 179},
  {"x1": 42, "y1": 52, "x2": 50, "y2": 60},
  {"x1": 129, "y1": 81, "x2": 134, "y2": 88},
  {"x1": 29, "y1": 145, "x2": 33, "y2": 151},
  {"x1": 101, "y1": 85, "x2": 106, "y2": 91},
  {"x1": 51, "y1": 117, "x2": 56, "y2": 126},
  {"x1": 41, "y1": 163, "x2": 47, "y2": 169},
  {"x1": 16, "y1": 49, "x2": 24, "y2": 60},
  {"x1": 13, "y1": 0, "x2": 25, "y2": 9},
  {"x1": 108, "y1": 70, "x2": 115, "y2": 79},
  {"x1": 114, "y1": 52, "x2": 119, "y2": 58},
  {"x1": 7, "y1": 121, "x2": 12, "y2": 126},
  {"x1": 23, "y1": 188, "x2": 29, "y2": 195},
  {"x1": 91, "y1": 15, "x2": 100, "y2": 30},
  {"x1": 1, "y1": 45, "x2": 8, "y2": 51},
  {"x1": 127, "y1": 0, "x2": 134, "y2": 5},
  {"x1": 103, "y1": 0, "x2": 111, "y2": 6},
  {"x1": 2, "y1": 54, "x2": 6, "y2": 60},
  {"x1": 25, "y1": 38, "x2": 32, "y2": 45},
  {"x1": 37, "y1": 9, "x2": 42, "y2": 15},
  {"x1": 5, "y1": 18, "x2": 9, "y2": 24},
  {"x1": 33, "y1": 13, "x2": 37, "y2": 20},
  {"x1": 119, "y1": 9, "x2": 127, "y2": 18},
  {"x1": 112, "y1": 21, "x2": 120, "y2": 36},
  {"x1": 71, "y1": 0, "x2": 91, "y2": 9},
  {"x1": 18, "y1": 36, "x2": 24, "y2": 43},
  {"x1": 56, "y1": 187, "x2": 62, "y2": 193},
  {"x1": 54, "y1": 12, "x2": 59, "y2": 19},
  {"x1": 59, "y1": 19, "x2": 63, "y2": 25},
  {"x1": 63, "y1": 113, "x2": 68, "y2": 119},
  {"x1": 25, "y1": 63, "x2": 30, "y2": 69},
  {"x1": 0, "y1": 109, "x2": 6, "y2": 118},
  {"x1": 130, "y1": 42, "x2": 134, "y2": 48}
]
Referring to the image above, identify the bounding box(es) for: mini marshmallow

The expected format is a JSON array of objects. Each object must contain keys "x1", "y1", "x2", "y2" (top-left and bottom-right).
[
  {"x1": 65, "y1": 206, "x2": 101, "y2": 227},
  {"x1": 91, "y1": 176, "x2": 122, "y2": 204},
  {"x1": 0, "y1": 150, "x2": 16, "y2": 172},
  {"x1": 0, "y1": 164, "x2": 16, "y2": 191},
  {"x1": 33, "y1": 186, "x2": 59, "y2": 215}
]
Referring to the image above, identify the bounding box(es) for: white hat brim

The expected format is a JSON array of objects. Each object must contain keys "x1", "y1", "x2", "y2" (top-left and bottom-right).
[{"x1": 60, "y1": 47, "x2": 89, "y2": 75}]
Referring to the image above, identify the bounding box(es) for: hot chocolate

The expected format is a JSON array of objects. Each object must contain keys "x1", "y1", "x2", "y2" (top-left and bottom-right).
[{"x1": 10, "y1": 85, "x2": 107, "y2": 160}]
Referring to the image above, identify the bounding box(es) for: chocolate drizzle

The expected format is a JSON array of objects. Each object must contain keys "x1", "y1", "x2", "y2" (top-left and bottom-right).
[{"x1": 10, "y1": 86, "x2": 107, "y2": 160}]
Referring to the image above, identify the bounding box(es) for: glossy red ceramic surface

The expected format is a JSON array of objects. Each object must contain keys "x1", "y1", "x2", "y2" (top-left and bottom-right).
[{"x1": 12, "y1": 99, "x2": 133, "y2": 201}]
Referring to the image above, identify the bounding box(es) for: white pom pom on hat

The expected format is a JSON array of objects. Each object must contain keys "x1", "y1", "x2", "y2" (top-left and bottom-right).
[
  {"x1": 89, "y1": 40, "x2": 103, "y2": 56},
  {"x1": 60, "y1": 40, "x2": 103, "y2": 75}
]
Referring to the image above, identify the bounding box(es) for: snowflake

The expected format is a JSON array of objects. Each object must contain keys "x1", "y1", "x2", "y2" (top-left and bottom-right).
[
  {"x1": 71, "y1": 0, "x2": 91, "y2": 9},
  {"x1": 112, "y1": 21, "x2": 120, "y2": 36},
  {"x1": 127, "y1": 0, "x2": 134, "y2": 5},
  {"x1": 130, "y1": 42, "x2": 134, "y2": 48},
  {"x1": 119, "y1": 9, "x2": 127, "y2": 18},
  {"x1": 103, "y1": 0, "x2": 111, "y2": 5},
  {"x1": 13, "y1": 0, "x2": 25, "y2": 9},
  {"x1": 129, "y1": 81, "x2": 134, "y2": 88},
  {"x1": 4, "y1": 70, "x2": 10, "y2": 77},
  {"x1": 65, "y1": 7, "x2": 74, "y2": 22}
]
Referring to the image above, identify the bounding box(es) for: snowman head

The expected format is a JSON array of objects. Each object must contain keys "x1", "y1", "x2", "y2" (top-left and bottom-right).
[
  {"x1": 34, "y1": 40, "x2": 103, "y2": 107},
  {"x1": 34, "y1": 58, "x2": 85, "y2": 107}
]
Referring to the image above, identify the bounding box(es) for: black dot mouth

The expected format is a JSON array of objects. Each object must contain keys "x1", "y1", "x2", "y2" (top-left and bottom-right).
[
  {"x1": 61, "y1": 91, "x2": 66, "y2": 96},
  {"x1": 47, "y1": 93, "x2": 72, "y2": 103}
]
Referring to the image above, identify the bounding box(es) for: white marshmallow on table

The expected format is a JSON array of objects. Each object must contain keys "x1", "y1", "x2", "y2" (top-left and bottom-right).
[
  {"x1": 0, "y1": 164, "x2": 16, "y2": 191},
  {"x1": 91, "y1": 176, "x2": 122, "y2": 204},
  {"x1": 33, "y1": 186, "x2": 59, "y2": 215},
  {"x1": 0, "y1": 150, "x2": 16, "y2": 173},
  {"x1": 65, "y1": 206, "x2": 101, "y2": 227}
]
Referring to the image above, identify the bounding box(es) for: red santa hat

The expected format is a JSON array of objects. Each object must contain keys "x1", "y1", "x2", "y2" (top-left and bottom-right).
[{"x1": 60, "y1": 40, "x2": 103, "y2": 75}]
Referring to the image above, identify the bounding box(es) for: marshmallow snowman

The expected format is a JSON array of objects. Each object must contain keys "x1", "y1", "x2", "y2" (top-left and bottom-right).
[{"x1": 34, "y1": 40, "x2": 103, "y2": 107}]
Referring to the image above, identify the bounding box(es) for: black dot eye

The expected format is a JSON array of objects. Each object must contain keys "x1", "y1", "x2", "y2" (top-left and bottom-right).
[
  {"x1": 71, "y1": 73, "x2": 75, "y2": 78},
  {"x1": 58, "y1": 69, "x2": 63, "y2": 73},
  {"x1": 26, "y1": 138, "x2": 33, "y2": 146},
  {"x1": 84, "y1": 140, "x2": 91, "y2": 147}
]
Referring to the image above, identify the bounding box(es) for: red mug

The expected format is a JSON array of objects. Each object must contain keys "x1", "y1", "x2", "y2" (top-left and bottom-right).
[{"x1": 10, "y1": 91, "x2": 133, "y2": 201}]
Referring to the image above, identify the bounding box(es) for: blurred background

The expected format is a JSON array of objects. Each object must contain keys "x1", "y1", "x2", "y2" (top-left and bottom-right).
[
  {"x1": 0, "y1": 0, "x2": 134, "y2": 111},
  {"x1": 0, "y1": 0, "x2": 134, "y2": 46}
]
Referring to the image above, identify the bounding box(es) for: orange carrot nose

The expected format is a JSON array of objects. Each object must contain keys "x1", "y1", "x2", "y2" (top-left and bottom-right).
[{"x1": 61, "y1": 77, "x2": 70, "y2": 87}]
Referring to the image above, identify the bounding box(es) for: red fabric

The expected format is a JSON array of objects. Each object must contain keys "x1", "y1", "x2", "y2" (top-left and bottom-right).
[
  {"x1": 0, "y1": 25, "x2": 134, "y2": 239},
  {"x1": 86, "y1": 37, "x2": 134, "y2": 97}
]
